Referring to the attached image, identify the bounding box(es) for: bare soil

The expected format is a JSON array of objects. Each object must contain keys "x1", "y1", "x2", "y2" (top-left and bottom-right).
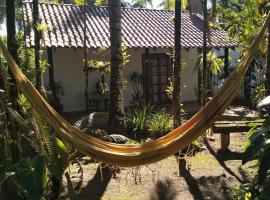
[
  {"x1": 60, "y1": 132, "x2": 256, "y2": 200},
  {"x1": 60, "y1": 106, "x2": 258, "y2": 200}
]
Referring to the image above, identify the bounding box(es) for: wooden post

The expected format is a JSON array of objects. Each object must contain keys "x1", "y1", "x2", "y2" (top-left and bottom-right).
[{"x1": 220, "y1": 132, "x2": 230, "y2": 151}]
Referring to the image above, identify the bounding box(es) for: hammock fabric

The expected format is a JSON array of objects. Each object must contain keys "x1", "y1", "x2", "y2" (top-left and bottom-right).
[{"x1": 1, "y1": 13, "x2": 269, "y2": 167}]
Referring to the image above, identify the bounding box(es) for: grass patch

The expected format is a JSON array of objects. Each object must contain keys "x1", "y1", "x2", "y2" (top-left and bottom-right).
[{"x1": 186, "y1": 152, "x2": 219, "y2": 169}]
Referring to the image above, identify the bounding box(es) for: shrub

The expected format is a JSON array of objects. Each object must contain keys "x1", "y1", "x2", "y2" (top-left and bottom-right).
[
  {"x1": 125, "y1": 104, "x2": 152, "y2": 140},
  {"x1": 238, "y1": 95, "x2": 270, "y2": 199},
  {"x1": 148, "y1": 110, "x2": 173, "y2": 139}
]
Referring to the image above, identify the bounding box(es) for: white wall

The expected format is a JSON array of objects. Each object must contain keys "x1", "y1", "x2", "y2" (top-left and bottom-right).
[
  {"x1": 44, "y1": 47, "x2": 199, "y2": 112},
  {"x1": 181, "y1": 48, "x2": 198, "y2": 102}
]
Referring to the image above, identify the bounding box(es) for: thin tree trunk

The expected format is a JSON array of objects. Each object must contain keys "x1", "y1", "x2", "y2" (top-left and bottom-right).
[
  {"x1": 108, "y1": 0, "x2": 125, "y2": 134},
  {"x1": 6, "y1": 0, "x2": 20, "y2": 163},
  {"x1": 202, "y1": 0, "x2": 208, "y2": 106},
  {"x1": 265, "y1": 24, "x2": 270, "y2": 96},
  {"x1": 0, "y1": 59, "x2": 7, "y2": 164},
  {"x1": 6, "y1": 0, "x2": 18, "y2": 103},
  {"x1": 172, "y1": 0, "x2": 181, "y2": 128},
  {"x1": 33, "y1": 0, "x2": 42, "y2": 91},
  {"x1": 223, "y1": 47, "x2": 229, "y2": 79},
  {"x1": 83, "y1": 1, "x2": 89, "y2": 112}
]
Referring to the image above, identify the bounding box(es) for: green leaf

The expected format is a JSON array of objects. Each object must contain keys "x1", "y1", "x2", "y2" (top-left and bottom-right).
[
  {"x1": 0, "y1": 165, "x2": 15, "y2": 185},
  {"x1": 242, "y1": 133, "x2": 265, "y2": 164},
  {"x1": 15, "y1": 156, "x2": 46, "y2": 200},
  {"x1": 257, "y1": 149, "x2": 270, "y2": 184},
  {"x1": 47, "y1": 138, "x2": 69, "y2": 180},
  {"x1": 246, "y1": 122, "x2": 257, "y2": 128},
  {"x1": 263, "y1": 117, "x2": 270, "y2": 128},
  {"x1": 73, "y1": 0, "x2": 85, "y2": 5}
]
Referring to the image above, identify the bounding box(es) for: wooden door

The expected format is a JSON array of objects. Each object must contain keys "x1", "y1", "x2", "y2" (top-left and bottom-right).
[{"x1": 142, "y1": 53, "x2": 172, "y2": 104}]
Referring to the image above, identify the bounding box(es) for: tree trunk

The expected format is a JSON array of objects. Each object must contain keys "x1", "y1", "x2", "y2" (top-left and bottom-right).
[
  {"x1": 202, "y1": 0, "x2": 208, "y2": 106},
  {"x1": 108, "y1": 0, "x2": 125, "y2": 134},
  {"x1": 6, "y1": 0, "x2": 18, "y2": 103},
  {"x1": 172, "y1": 0, "x2": 181, "y2": 128},
  {"x1": 0, "y1": 58, "x2": 7, "y2": 164},
  {"x1": 33, "y1": 0, "x2": 42, "y2": 91},
  {"x1": 265, "y1": 24, "x2": 270, "y2": 96},
  {"x1": 6, "y1": 0, "x2": 20, "y2": 163}
]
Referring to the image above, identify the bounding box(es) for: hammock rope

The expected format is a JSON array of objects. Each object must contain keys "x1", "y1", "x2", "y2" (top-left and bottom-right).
[{"x1": 1, "y1": 12, "x2": 269, "y2": 167}]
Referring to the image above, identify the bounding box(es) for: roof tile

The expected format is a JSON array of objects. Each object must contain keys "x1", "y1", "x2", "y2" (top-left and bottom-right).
[{"x1": 23, "y1": 2, "x2": 237, "y2": 49}]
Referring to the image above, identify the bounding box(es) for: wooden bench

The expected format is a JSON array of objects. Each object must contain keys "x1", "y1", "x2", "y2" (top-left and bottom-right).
[{"x1": 213, "y1": 119, "x2": 264, "y2": 151}]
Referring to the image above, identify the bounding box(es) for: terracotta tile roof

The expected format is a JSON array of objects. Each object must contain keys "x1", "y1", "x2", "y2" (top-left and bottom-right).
[{"x1": 23, "y1": 2, "x2": 237, "y2": 49}]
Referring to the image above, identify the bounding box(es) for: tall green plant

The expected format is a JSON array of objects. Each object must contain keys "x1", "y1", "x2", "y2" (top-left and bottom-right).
[
  {"x1": 148, "y1": 110, "x2": 173, "y2": 138},
  {"x1": 126, "y1": 104, "x2": 152, "y2": 140},
  {"x1": 239, "y1": 95, "x2": 270, "y2": 199}
]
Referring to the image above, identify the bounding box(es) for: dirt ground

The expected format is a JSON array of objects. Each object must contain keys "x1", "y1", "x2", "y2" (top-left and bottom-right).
[
  {"x1": 60, "y1": 132, "x2": 257, "y2": 200},
  {"x1": 60, "y1": 107, "x2": 258, "y2": 200}
]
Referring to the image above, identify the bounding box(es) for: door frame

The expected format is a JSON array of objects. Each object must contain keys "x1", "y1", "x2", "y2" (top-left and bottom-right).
[{"x1": 142, "y1": 53, "x2": 172, "y2": 104}]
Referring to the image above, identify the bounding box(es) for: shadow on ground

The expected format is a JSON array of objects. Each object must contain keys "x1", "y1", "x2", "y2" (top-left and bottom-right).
[
  {"x1": 177, "y1": 153, "x2": 237, "y2": 200},
  {"x1": 205, "y1": 139, "x2": 244, "y2": 184},
  {"x1": 79, "y1": 164, "x2": 112, "y2": 200},
  {"x1": 150, "y1": 178, "x2": 178, "y2": 200}
]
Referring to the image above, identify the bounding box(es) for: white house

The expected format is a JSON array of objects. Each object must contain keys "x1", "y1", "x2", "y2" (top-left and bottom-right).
[{"x1": 22, "y1": 2, "x2": 236, "y2": 113}]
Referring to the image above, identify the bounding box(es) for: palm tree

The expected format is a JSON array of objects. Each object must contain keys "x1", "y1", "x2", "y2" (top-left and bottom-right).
[
  {"x1": 265, "y1": 20, "x2": 270, "y2": 95},
  {"x1": 131, "y1": 0, "x2": 152, "y2": 7},
  {"x1": 161, "y1": 0, "x2": 188, "y2": 10},
  {"x1": 33, "y1": 0, "x2": 42, "y2": 91},
  {"x1": 6, "y1": 0, "x2": 20, "y2": 163},
  {"x1": 172, "y1": 0, "x2": 181, "y2": 128},
  {"x1": 202, "y1": 0, "x2": 208, "y2": 106},
  {"x1": 108, "y1": 0, "x2": 125, "y2": 134},
  {"x1": 6, "y1": 0, "x2": 18, "y2": 89}
]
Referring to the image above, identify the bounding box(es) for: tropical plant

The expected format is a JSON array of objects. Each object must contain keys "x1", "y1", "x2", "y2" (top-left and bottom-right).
[
  {"x1": 125, "y1": 104, "x2": 152, "y2": 140},
  {"x1": 148, "y1": 110, "x2": 173, "y2": 139},
  {"x1": 216, "y1": 0, "x2": 268, "y2": 101},
  {"x1": 238, "y1": 95, "x2": 270, "y2": 199},
  {"x1": 195, "y1": 50, "x2": 224, "y2": 102},
  {"x1": 160, "y1": 0, "x2": 188, "y2": 10},
  {"x1": 131, "y1": 0, "x2": 152, "y2": 8},
  {"x1": 74, "y1": 112, "x2": 131, "y2": 143}
]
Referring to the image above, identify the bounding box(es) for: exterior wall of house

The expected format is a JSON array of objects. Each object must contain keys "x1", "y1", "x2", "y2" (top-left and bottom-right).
[{"x1": 44, "y1": 47, "x2": 199, "y2": 112}]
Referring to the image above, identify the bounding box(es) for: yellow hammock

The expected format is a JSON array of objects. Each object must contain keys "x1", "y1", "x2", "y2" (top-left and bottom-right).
[{"x1": 1, "y1": 13, "x2": 269, "y2": 167}]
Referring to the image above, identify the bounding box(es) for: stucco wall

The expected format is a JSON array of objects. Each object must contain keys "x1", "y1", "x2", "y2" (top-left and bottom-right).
[{"x1": 44, "y1": 47, "x2": 199, "y2": 112}]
